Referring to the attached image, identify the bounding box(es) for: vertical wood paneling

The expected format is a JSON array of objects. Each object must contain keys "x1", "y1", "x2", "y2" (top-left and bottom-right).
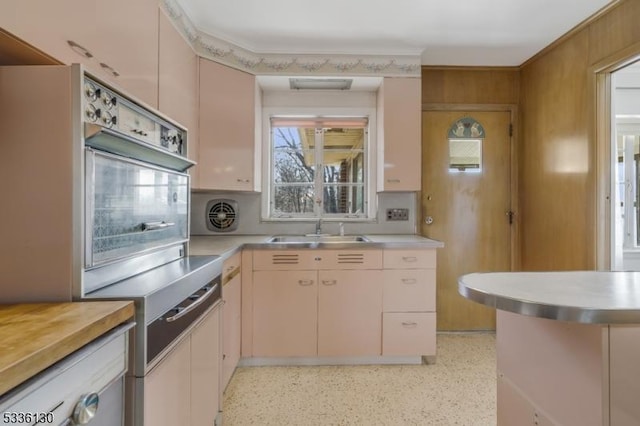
[{"x1": 519, "y1": 29, "x2": 594, "y2": 270}]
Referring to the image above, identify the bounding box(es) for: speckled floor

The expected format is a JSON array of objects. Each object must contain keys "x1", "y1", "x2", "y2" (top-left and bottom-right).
[{"x1": 222, "y1": 333, "x2": 496, "y2": 426}]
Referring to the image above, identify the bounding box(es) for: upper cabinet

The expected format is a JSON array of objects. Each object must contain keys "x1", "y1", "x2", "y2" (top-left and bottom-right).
[
  {"x1": 0, "y1": 0, "x2": 159, "y2": 108},
  {"x1": 158, "y1": 10, "x2": 199, "y2": 186},
  {"x1": 377, "y1": 77, "x2": 421, "y2": 191},
  {"x1": 198, "y1": 58, "x2": 261, "y2": 191}
]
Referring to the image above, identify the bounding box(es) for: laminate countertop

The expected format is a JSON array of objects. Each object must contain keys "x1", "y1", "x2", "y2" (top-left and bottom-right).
[
  {"x1": 0, "y1": 301, "x2": 134, "y2": 396},
  {"x1": 459, "y1": 271, "x2": 640, "y2": 324},
  {"x1": 189, "y1": 234, "x2": 444, "y2": 260}
]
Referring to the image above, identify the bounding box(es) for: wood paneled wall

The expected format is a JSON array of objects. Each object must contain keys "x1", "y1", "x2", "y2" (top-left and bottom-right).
[
  {"x1": 421, "y1": 67, "x2": 519, "y2": 105},
  {"x1": 519, "y1": 0, "x2": 640, "y2": 271}
]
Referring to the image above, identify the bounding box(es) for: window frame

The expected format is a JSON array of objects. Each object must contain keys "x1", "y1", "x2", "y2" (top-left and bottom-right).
[{"x1": 261, "y1": 106, "x2": 377, "y2": 222}]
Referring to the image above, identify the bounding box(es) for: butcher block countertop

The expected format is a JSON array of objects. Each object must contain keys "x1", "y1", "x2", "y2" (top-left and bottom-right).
[{"x1": 0, "y1": 301, "x2": 134, "y2": 396}]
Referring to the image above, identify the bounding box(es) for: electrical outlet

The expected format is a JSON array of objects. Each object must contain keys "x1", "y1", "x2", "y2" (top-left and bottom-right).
[{"x1": 386, "y1": 208, "x2": 409, "y2": 221}]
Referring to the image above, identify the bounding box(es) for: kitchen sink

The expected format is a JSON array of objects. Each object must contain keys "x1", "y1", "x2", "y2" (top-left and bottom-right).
[{"x1": 267, "y1": 235, "x2": 370, "y2": 243}]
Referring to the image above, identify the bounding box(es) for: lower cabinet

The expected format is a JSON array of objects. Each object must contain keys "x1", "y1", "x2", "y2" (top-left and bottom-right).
[
  {"x1": 144, "y1": 331, "x2": 191, "y2": 426},
  {"x1": 144, "y1": 304, "x2": 221, "y2": 426},
  {"x1": 190, "y1": 305, "x2": 222, "y2": 426},
  {"x1": 253, "y1": 270, "x2": 318, "y2": 357},
  {"x1": 222, "y1": 252, "x2": 243, "y2": 391},
  {"x1": 318, "y1": 270, "x2": 382, "y2": 356},
  {"x1": 249, "y1": 248, "x2": 437, "y2": 360},
  {"x1": 381, "y1": 249, "x2": 437, "y2": 358},
  {"x1": 382, "y1": 312, "x2": 436, "y2": 356},
  {"x1": 252, "y1": 249, "x2": 383, "y2": 358}
]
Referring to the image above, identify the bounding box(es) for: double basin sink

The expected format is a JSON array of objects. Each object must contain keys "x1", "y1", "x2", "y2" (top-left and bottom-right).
[{"x1": 267, "y1": 234, "x2": 370, "y2": 245}]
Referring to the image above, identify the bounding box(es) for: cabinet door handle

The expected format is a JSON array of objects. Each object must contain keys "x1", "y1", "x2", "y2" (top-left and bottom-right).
[
  {"x1": 401, "y1": 278, "x2": 417, "y2": 284},
  {"x1": 99, "y1": 62, "x2": 120, "y2": 77},
  {"x1": 387, "y1": 179, "x2": 401, "y2": 183},
  {"x1": 321, "y1": 279, "x2": 337, "y2": 286},
  {"x1": 67, "y1": 40, "x2": 93, "y2": 58},
  {"x1": 401, "y1": 321, "x2": 418, "y2": 327},
  {"x1": 402, "y1": 256, "x2": 418, "y2": 263},
  {"x1": 237, "y1": 178, "x2": 250, "y2": 183},
  {"x1": 298, "y1": 279, "x2": 314, "y2": 286}
]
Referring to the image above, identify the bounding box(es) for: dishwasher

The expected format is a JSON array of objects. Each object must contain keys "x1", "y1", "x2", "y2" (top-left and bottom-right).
[{"x1": 0, "y1": 323, "x2": 133, "y2": 426}]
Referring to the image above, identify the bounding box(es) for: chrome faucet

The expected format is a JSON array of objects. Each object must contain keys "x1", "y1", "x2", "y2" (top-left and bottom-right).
[{"x1": 315, "y1": 218, "x2": 322, "y2": 235}]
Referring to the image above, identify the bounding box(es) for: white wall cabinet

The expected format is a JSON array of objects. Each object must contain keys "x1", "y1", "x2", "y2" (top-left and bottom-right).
[
  {"x1": 0, "y1": 0, "x2": 160, "y2": 107},
  {"x1": 198, "y1": 58, "x2": 260, "y2": 191},
  {"x1": 377, "y1": 77, "x2": 421, "y2": 191}
]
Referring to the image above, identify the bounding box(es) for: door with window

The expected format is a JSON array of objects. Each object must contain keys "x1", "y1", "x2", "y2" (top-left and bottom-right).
[{"x1": 422, "y1": 110, "x2": 513, "y2": 330}]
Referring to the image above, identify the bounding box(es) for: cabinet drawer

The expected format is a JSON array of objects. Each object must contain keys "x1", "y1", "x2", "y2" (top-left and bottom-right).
[
  {"x1": 383, "y1": 269, "x2": 435, "y2": 312},
  {"x1": 223, "y1": 251, "x2": 242, "y2": 283},
  {"x1": 382, "y1": 312, "x2": 436, "y2": 356},
  {"x1": 383, "y1": 249, "x2": 436, "y2": 269}
]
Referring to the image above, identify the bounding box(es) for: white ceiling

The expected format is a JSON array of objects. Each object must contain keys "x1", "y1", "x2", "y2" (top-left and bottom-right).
[{"x1": 175, "y1": 0, "x2": 613, "y2": 66}]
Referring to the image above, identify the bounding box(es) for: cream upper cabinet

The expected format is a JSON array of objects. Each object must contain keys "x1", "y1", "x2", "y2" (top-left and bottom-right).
[
  {"x1": 198, "y1": 58, "x2": 260, "y2": 191},
  {"x1": 0, "y1": 0, "x2": 159, "y2": 107},
  {"x1": 377, "y1": 77, "x2": 421, "y2": 191},
  {"x1": 158, "y1": 9, "x2": 199, "y2": 185}
]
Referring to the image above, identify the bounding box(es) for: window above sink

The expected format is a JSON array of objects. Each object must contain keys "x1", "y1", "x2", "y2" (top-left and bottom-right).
[{"x1": 262, "y1": 108, "x2": 378, "y2": 222}]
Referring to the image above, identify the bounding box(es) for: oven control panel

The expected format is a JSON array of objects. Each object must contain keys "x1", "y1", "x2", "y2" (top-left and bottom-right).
[{"x1": 83, "y1": 77, "x2": 185, "y2": 156}]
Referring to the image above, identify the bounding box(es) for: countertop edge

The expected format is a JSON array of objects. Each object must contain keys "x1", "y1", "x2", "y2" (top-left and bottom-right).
[
  {"x1": 0, "y1": 301, "x2": 135, "y2": 396},
  {"x1": 458, "y1": 273, "x2": 640, "y2": 325}
]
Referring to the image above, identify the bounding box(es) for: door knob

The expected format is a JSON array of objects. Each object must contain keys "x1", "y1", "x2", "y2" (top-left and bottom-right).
[{"x1": 425, "y1": 216, "x2": 434, "y2": 225}]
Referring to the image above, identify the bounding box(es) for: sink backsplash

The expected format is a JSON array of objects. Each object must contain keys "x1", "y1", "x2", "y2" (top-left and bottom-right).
[{"x1": 190, "y1": 191, "x2": 418, "y2": 235}]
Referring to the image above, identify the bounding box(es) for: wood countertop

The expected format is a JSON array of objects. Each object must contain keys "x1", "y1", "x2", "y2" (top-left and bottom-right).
[{"x1": 0, "y1": 301, "x2": 134, "y2": 396}]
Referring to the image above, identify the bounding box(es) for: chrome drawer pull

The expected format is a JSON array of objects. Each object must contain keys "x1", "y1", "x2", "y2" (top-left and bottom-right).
[
  {"x1": 401, "y1": 321, "x2": 418, "y2": 327},
  {"x1": 237, "y1": 178, "x2": 250, "y2": 183},
  {"x1": 401, "y1": 278, "x2": 417, "y2": 284},
  {"x1": 322, "y1": 279, "x2": 337, "y2": 286},
  {"x1": 166, "y1": 283, "x2": 217, "y2": 322},
  {"x1": 298, "y1": 279, "x2": 314, "y2": 286},
  {"x1": 402, "y1": 256, "x2": 418, "y2": 262},
  {"x1": 387, "y1": 179, "x2": 401, "y2": 183}
]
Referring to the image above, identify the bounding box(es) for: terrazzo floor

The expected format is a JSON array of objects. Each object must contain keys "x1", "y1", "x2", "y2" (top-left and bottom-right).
[{"x1": 222, "y1": 333, "x2": 496, "y2": 426}]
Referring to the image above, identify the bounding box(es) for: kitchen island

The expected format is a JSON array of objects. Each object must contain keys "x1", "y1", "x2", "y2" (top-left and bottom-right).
[{"x1": 459, "y1": 271, "x2": 640, "y2": 426}]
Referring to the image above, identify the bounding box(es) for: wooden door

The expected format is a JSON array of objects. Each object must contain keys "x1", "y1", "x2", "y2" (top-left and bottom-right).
[{"x1": 422, "y1": 110, "x2": 512, "y2": 330}]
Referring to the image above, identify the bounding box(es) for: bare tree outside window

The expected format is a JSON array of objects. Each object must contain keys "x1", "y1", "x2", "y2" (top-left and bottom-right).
[{"x1": 270, "y1": 119, "x2": 367, "y2": 217}]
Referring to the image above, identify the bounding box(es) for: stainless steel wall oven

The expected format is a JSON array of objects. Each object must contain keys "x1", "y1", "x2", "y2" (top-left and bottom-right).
[{"x1": 0, "y1": 64, "x2": 222, "y2": 426}]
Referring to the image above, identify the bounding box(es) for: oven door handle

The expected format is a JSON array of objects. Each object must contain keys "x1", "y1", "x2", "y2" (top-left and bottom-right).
[
  {"x1": 165, "y1": 283, "x2": 218, "y2": 323},
  {"x1": 142, "y1": 221, "x2": 175, "y2": 231}
]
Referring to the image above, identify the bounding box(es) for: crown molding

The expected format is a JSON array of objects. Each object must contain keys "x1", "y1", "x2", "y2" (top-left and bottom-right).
[{"x1": 161, "y1": 0, "x2": 421, "y2": 77}]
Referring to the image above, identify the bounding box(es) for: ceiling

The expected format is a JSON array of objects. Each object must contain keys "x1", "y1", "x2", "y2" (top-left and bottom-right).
[{"x1": 175, "y1": 0, "x2": 613, "y2": 66}]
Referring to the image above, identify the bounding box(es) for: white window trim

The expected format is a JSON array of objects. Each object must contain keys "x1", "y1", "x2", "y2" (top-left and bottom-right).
[{"x1": 261, "y1": 106, "x2": 377, "y2": 221}]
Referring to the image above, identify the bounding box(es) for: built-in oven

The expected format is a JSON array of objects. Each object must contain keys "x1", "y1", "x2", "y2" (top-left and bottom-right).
[
  {"x1": 0, "y1": 64, "x2": 222, "y2": 425},
  {"x1": 77, "y1": 72, "x2": 224, "y2": 426}
]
